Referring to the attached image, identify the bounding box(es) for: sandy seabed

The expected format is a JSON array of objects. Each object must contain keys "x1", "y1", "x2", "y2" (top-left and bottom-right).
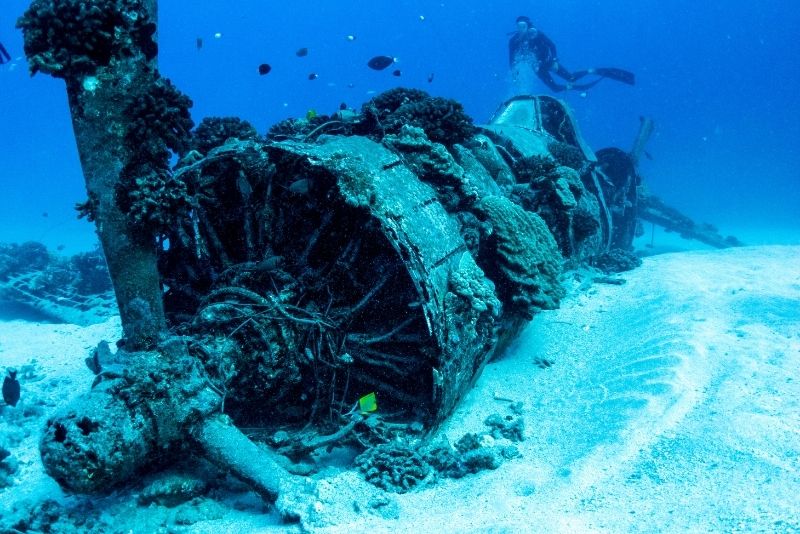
[{"x1": 1, "y1": 245, "x2": 799, "y2": 533}]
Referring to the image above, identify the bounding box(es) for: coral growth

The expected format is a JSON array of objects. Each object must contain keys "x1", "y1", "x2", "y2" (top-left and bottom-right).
[
  {"x1": 513, "y1": 155, "x2": 598, "y2": 255},
  {"x1": 444, "y1": 252, "x2": 502, "y2": 355},
  {"x1": 363, "y1": 87, "x2": 431, "y2": 120},
  {"x1": 476, "y1": 196, "x2": 564, "y2": 316},
  {"x1": 383, "y1": 125, "x2": 476, "y2": 211},
  {"x1": 548, "y1": 141, "x2": 586, "y2": 171},
  {"x1": 191, "y1": 117, "x2": 260, "y2": 155},
  {"x1": 361, "y1": 88, "x2": 476, "y2": 146},
  {"x1": 483, "y1": 413, "x2": 525, "y2": 442},
  {"x1": 0, "y1": 444, "x2": 17, "y2": 489},
  {"x1": 267, "y1": 116, "x2": 320, "y2": 140},
  {"x1": 592, "y1": 248, "x2": 642, "y2": 273},
  {"x1": 125, "y1": 76, "x2": 194, "y2": 157},
  {"x1": 513, "y1": 154, "x2": 559, "y2": 184},
  {"x1": 17, "y1": 0, "x2": 157, "y2": 78},
  {"x1": 115, "y1": 162, "x2": 191, "y2": 236},
  {"x1": 355, "y1": 442, "x2": 432, "y2": 493},
  {"x1": 424, "y1": 433, "x2": 505, "y2": 478},
  {"x1": 454, "y1": 433, "x2": 502, "y2": 473},
  {"x1": 392, "y1": 96, "x2": 476, "y2": 146},
  {"x1": 423, "y1": 439, "x2": 466, "y2": 479},
  {"x1": 357, "y1": 405, "x2": 525, "y2": 492},
  {"x1": 115, "y1": 75, "x2": 194, "y2": 236}
]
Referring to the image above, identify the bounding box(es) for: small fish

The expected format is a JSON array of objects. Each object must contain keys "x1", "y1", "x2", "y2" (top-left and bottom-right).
[
  {"x1": 339, "y1": 102, "x2": 348, "y2": 110},
  {"x1": 392, "y1": 69, "x2": 401, "y2": 77},
  {"x1": 85, "y1": 341, "x2": 113, "y2": 375},
  {"x1": 2, "y1": 369, "x2": 20, "y2": 407},
  {"x1": 308, "y1": 72, "x2": 318, "y2": 80},
  {"x1": 42, "y1": 212, "x2": 48, "y2": 217},
  {"x1": 196, "y1": 37, "x2": 203, "y2": 50},
  {"x1": 214, "y1": 32, "x2": 222, "y2": 39},
  {"x1": 427, "y1": 72, "x2": 435, "y2": 83},
  {"x1": 306, "y1": 109, "x2": 317, "y2": 120},
  {"x1": 252, "y1": 255, "x2": 283, "y2": 272},
  {"x1": 345, "y1": 35, "x2": 356, "y2": 42},
  {"x1": 367, "y1": 55, "x2": 394, "y2": 71},
  {"x1": 56, "y1": 244, "x2": 65, "y2": 251},
  {"x1": 295, "y1": 47, "x2": 308, "y2": 57},
  {"x1": 258, "y1": 63, "x2": 272, "y2": 75},
  {"x1": 347, "y1": 82, "x2": 355, "y2": 88}
]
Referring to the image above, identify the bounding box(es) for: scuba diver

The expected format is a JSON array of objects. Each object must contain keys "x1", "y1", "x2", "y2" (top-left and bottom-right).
[
  {"x1": 509, "y1": 16, "x2": 635, "y2": 93},
  {"x1": 0, "y1": 41, "x2": 11, "y2": 64}
]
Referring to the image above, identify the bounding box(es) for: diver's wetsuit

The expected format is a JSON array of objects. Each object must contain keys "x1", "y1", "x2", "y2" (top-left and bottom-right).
[
  {"x1": 509, "y1": 22, "x2": 635, "y2": 94},
  {"x1": 509, "y1": 29, "x2": 600, "y2": 92}
]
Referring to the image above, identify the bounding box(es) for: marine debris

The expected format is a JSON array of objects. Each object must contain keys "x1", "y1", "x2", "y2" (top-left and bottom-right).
[
  {"x1": 0, "y1": 242, "x2": 115, "y2": 325},
  {"x1": 13, "y1": 0, "x2": 741, "y2": 525}
]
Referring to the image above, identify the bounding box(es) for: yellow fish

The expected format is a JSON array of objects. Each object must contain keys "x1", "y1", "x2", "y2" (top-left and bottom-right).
[{"x1": 358, "y1": 392, "x2": 377, "y2": 414}]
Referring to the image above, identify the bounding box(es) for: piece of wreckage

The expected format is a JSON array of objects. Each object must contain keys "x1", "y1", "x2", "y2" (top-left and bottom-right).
[
  {"x1": 14, "y1": 0, "x2": 742, "y2": 519},
  {"x1": 35, "y1": 93, "x2": 740, "y2": 505}
]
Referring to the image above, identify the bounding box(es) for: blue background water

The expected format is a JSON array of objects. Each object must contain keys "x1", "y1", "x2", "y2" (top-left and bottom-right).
[{"x1": 1, "y1": 0, "x2": 798, "y2": 252}]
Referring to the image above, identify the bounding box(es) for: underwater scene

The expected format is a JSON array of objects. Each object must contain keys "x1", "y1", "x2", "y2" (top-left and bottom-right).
[{"x1": 0, "y1": 1, "x2": 798, "y2": 532}]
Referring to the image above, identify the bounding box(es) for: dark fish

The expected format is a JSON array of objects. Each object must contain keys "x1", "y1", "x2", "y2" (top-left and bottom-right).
[
  {"x1": 427, "y1": 72, "x2": 435, "y2": 83},
  {"x1": 296, "y1": 47, "x2": 309, "y2": 57},
  {"x1": 339, "y1": 102, "x2": 348, "y2": 111},
  {"x1": 0, "y1": 42, "x2": 10, "y2": 64},
  {"x1": 85, "y1": 352, "x2": 101, "y2": 374},
  {"x1": 308, "y1": 72, "x2": 318, "y2": 80},
  {"x1": 347, "y1": 82, "x2": 355, "y2": 88},
  {"x1": 392, "y1": 69, "x2": 401, "y2": 77},
  {"x1": 2, "y1": 369, "x2": 20, "y2": 407},
  {"x1": 42, "y1": 212, "x2": 48, "y2": 217},
  {"x1": 644, "y1": 151, "x2": 654, "y2": 161},
  {"x1": 258, "y1": 63, "x2": 272, "y2": 75},
  {"x1": 85, "y1": 341, "x2": 112, "y2": 375},
  {"x1": 196, "y1": 37, "x2": 203, "y2": 50},
  {"x1": 253, "y1": 255, "x2": 283, "y2": 272},
  {"x1": 367, "y1": 55, "x2": 394, "y2": 70},
  {"x1": 57, "y1": 244, "x2": 65, "y2": 251}
]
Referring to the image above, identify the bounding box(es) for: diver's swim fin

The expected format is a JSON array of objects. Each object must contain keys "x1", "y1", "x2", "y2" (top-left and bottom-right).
[
  {"x1": 595, "y1": 67, "x2": 635, "y2": 85},
  {"x1": 0, "y1": 42, "x2": 10, "y2": 64}
]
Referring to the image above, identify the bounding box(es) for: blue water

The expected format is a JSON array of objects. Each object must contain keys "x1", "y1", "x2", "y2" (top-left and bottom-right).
[{"x1": 1, "y1": 0, "x2": 798, "y2": 251}]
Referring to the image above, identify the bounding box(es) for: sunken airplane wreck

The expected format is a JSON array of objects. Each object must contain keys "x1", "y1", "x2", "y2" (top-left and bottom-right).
[{"x1": 12, "y1": 0, "x2": 740, "y2": 521}]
